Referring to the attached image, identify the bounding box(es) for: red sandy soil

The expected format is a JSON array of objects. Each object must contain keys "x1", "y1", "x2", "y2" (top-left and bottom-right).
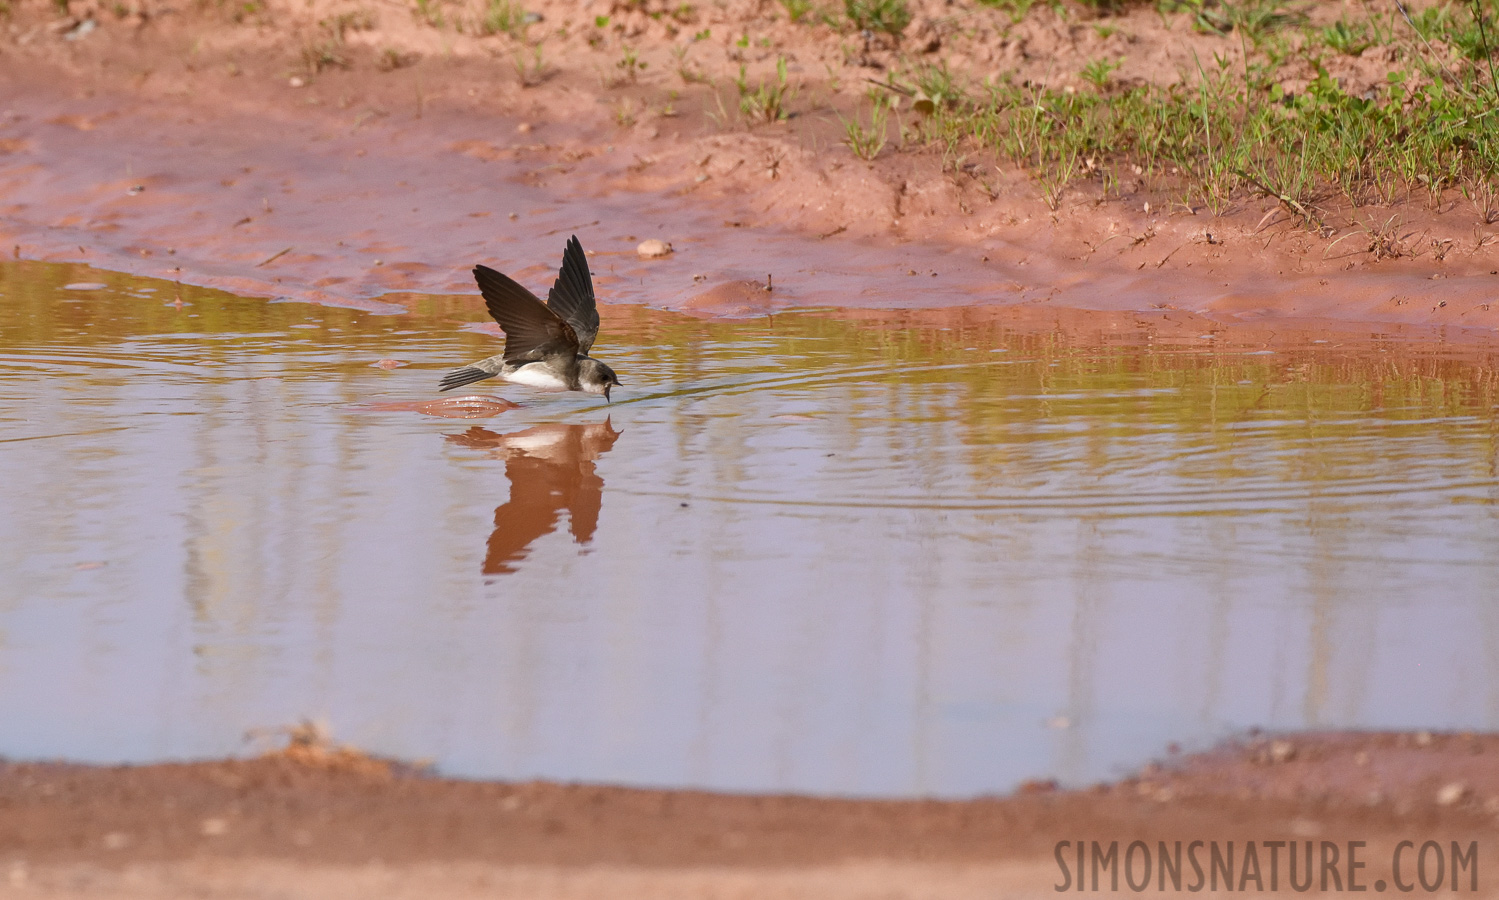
[
  {"x1": 2, "y1": 0, "x2": 1498, "y2": 331},
  {"x1": 2, "y1": 732, "x2": 1499, "y2": 898}
]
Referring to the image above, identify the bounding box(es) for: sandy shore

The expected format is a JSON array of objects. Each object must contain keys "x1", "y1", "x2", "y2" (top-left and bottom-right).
[{"x1": 2, "y1": 732, "x2": 1498, "y2": 898}]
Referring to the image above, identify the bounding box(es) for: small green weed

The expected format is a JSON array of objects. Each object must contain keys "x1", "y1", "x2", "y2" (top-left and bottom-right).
[
  {"x1": 301, "y1": 13, "x2": 369, "y2": 73},
  {"x1": 1319, "y1": 19, "x2": 1373, "y2": 56},
  {"x1": 975, "y1": 0, "x2": 1057, "y2": 25},
  {"x1": 845, "y1": 0, "x2": 910, "y2": 35},
  {"x1": 413, "y1": 0, "x2": 443, "y2": 27},
  {"x1": 480, "y1": 0, "x2": 525, "y2": 37},
  {"x1": 1080, "y1": 57, "x2": 1120, "y2": 90},
  {"x1": 735, "y1": 56, "x2": 797, "y2": 123},
  {"x1": 671, "y1": 44, "x2": 709, "y2": 84},
  {"x1": 613, "y1": 97, "x2": 636, "y2": 127},
  {"x1": 513, "y1": 43, "x2": 549, "y2": 86},
  {"x1": 841, "y1": 92, "x2": 890, "y2": 159},
  {"x1": 615, "y1": 44, "x2": 647, "y2": 83},
  {"x1": 778, "y1": 0, "x2": 813, "y2": 22}
]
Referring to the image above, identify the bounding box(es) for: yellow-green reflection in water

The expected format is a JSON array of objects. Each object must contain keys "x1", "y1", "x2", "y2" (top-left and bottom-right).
[{"x1": 2, "y1": 261, "x2": 1499, "y2": 797}]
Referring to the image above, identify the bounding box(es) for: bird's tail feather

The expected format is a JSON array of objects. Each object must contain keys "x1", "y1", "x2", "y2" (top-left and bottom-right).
[{"x1": 438, "y1": 366, "x2": 498, "y2": 392}]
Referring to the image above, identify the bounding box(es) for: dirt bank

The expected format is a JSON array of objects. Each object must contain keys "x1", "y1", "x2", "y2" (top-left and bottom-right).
[
  {"x1": 2, "y1": 0, "x2": 1499, "y2": 331},
  {"x1": 1, "y1": 732, "x2": 1497, "y2": 898}
]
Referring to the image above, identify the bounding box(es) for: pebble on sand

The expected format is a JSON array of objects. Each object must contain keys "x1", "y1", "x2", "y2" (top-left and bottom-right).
[
  {"x1": 637, "y1": 239, "x2": 673, "y2": 259},
  {"x1": 1436, "y1": 782, "x2": 1468, "y2": 806}
]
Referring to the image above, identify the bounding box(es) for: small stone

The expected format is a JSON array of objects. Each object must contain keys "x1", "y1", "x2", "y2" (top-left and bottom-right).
[
  {"x1": 516, "y1": 122, "x2": 532, "y2": 133},
  {"x1": 1436, "y1": 782, "x2": 1468, "y2": 807},
  {"x1": 288, "y1": 76, "x2": 305, "y2": 88},
  {"x1": 102, "y1": 832, "x2": 130, "y2": 850},
  {"x1": 1353, "y1": 750, "x2": 1370, "y2": 766},
  {"x1": 1269, "y1": 740, "x2": 1296, "y2": 763},
  {"x1": 200, "y1": 818, "x2": 229, "y2": 837},
  {"x1": 372, "y1": 359, "x2": 406, "y2": 369},
  {"x1": 637, "y1": 239, "x2": 672, "y2": 259},
  {"x1": 1415, "y1": 730, "x2": 1434, "y2": 747}
]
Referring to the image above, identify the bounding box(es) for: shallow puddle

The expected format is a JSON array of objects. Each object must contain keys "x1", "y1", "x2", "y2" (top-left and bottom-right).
[{"x1": 3, "y1": 261, "x2": 1499, "y2": 797}]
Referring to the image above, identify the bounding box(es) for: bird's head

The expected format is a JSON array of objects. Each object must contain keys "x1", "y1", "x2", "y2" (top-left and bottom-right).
[{"x1": 579, "y1": 358, "x2": 622, "y2": 403}]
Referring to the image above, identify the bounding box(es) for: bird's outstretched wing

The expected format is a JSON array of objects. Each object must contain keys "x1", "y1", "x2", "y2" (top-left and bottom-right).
[
  {"x1": 544, "y1": 235, "x2": 600, "y2": 355},
  {"x1": 473, "y1": 264, "x2": 579, "y2": 362}
]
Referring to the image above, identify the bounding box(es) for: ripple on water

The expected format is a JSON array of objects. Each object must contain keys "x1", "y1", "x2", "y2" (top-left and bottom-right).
[{"x1": 1, "y1": 260, "x2": 1499, "y2": 797}]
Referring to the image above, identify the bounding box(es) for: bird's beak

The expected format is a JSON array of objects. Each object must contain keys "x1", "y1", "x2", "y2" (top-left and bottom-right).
[{"x1": 604, "y1": 384, "x2": 612, "y2": 403}]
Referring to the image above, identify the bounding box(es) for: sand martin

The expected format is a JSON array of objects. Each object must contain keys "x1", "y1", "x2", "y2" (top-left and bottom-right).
[{"x1": 438, "y1": 235, "x2": 621, "y2": 401}]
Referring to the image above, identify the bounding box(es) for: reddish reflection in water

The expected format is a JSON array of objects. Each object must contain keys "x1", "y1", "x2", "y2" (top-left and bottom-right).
[
  {"x1": 445, "y1": 422, "x2": 622, "y2": 575},
  {"x1": 358, "y1": 395, "x2": 522, "y2": 418}
]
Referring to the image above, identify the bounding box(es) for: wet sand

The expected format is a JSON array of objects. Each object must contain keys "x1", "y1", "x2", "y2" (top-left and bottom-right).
[
  {"x1": 3, "y1": 0, "x2": 1499, "y2": 329},
  {"x1": 3, "y1": 732, "x2": 1499, "y2": 898}
]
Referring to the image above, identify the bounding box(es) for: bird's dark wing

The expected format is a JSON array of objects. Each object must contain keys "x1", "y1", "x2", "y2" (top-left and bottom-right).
[
  {"x1": 473, "y1": 264, "x2": 579, "y2": 362},
  {"x1": 544, "y1": 235, "x2": 600, "y2": 355}
]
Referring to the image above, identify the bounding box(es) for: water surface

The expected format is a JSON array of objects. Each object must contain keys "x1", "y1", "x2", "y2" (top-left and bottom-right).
[{"x1": 3, "y1": 262, "x2": 1498, "y2": 797}]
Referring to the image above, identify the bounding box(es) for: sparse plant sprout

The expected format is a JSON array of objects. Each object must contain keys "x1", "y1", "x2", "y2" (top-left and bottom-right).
[
  {"x1": 823, "y1": 61, "x2": 843, "y2": 92},
  {"x1": 778, "y1": 0, "x2": 812, "y2": 22},
  {"x1": 1080, "y1": 57, "x2": 1120, "y2": 90},
  {"x1": 231, "y1": 1, "x2": 262, "y2": 24},
  {"x1": 671, "y1": 43, "x2": 709, "y2": 84},
  {"x1": 513, "y1": 42, "x2": 549, "y2": 86},
  {"x1": 377, "y1": 47, "x2": 412, "y2": 71},
  {"x1": 1320, "y1": 19, "x2": 1373, "y2": 56},
  {"x1": 845, "y1": 0, "x2": 910, "y2": 35},
  {"x1": 841, "y1": 91, "x2": 890, "y2": 160},
  {"x1": 480, "y1": 0, "x2": 526, "y2": 37},
  {"x1": 735, "y1": 56, "x2": 797, "y2": 123},
  {"x1": 413, "y1": 0, "x2": 443, "y2": 28},
  {"x1": 301, "y1": 14, "x2": 365, "y2": 73},
  {"x1": 1348, "y1": 213, "x2": 1409, "y2": 260},
  {"x1": 616, "y1": 44, "x2": 647, "y2": 83},
  {"x1": 613, "y1": 97, "x2": 637, "y2": 127},
  {"x1": 976, "y1": 0, "x2": 1052, "y2": 26}
]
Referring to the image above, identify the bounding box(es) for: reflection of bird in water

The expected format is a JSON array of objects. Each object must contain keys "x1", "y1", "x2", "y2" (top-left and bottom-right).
[{"x1": 445, "y1": 421, "x2": 622, "y2": 575}]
